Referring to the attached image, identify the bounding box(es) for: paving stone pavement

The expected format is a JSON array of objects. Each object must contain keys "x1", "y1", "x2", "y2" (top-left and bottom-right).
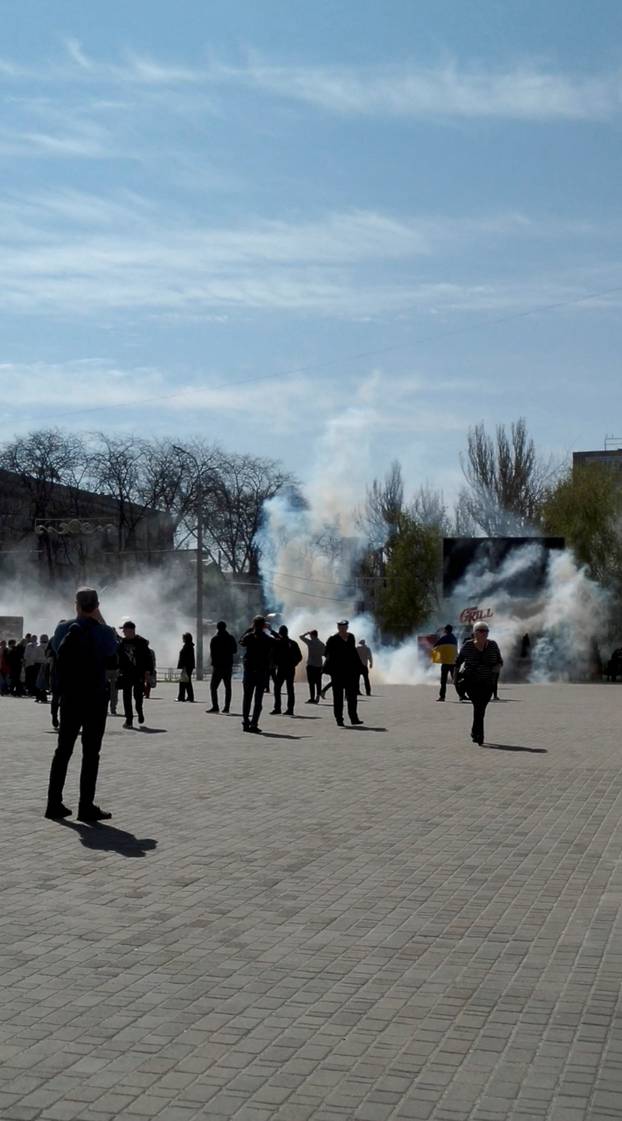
[{"x1": 2, "y1": 681, "x2": 622, "y2": 1121}]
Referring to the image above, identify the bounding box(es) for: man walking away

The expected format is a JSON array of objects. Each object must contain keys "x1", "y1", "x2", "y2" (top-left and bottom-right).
[
  {"x1": 324, "y1": 620, "x2": 363, "y2": 727},
  {"x1": 178, "y1": 632, "x2": 196, "y2": 702},
  {"x1": 356, "y1": 638, "x2": 373, "y2": 696},
  {"x1": 45, "y1": 588, "x2": 118, "y2": 822},
  {"x1": 24, "y1": 635, "x2": 40, "y2": 697},
  {"x1": 207, "y1": 621, "x2": 237, "y2": 713},
  {"x1": 271, "y1": 626, "x2": 303, "y2": 715},
  {"x1": 433, "y1": 624, "x2": 458, "y2": 702},
  {"x1": 118, "y1": 621, "x2": 151, "y2": 728},
  {"x1": 300, "y1": 629, "x2": 325, "y2": 703},
  {"x1": 239, "y1": 616, "x2": 275, "y2": 733}
]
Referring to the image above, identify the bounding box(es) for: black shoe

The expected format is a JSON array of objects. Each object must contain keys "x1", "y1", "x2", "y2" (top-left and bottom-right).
[
  {"x1": 351, "y1": 718, "x2": 364, "y2": 725},
  {"x1": 336, "y1": 720, "x2": 344, "y2": 727},
  {"x1": 436, "y1": 697, "x2": 445, "y2": 702},
  {"x1": 78, "y1": 804, "x2": 112, "y2": 822},
  {"x1": 249, "y1": 725, "x2": 263, "y2": 734},
  {"x1": 285, "y1": 710, "x2": 294, "y2": 716},
  {"x1": 243, "y1": 723, "x2": 251, "y2": 732},
  {"x1": 305, "y1": 699, "x2": 315, "y2": 704},
  {"x1": 477, "y1": 737, "x2": 484, "y2": 746},
  {"x1": 45, "y1": 803, "x2": 71, "y2": 819},
  {"x1": 122, "y1": 721, "x2": 133, "y2": 729},
  {"x1": 52, "y1": 719, "x2": 59, "y2": 729},
  {"x1": 207, "y1": 707, "x2": 219, "y2": 713},
  {"x1": 222, "y1": 707, "x2": 230, "y2": 714},
  {"x1": 137, "y1": 713, "x2": 145, "y2": 725},
  {"x1": 270, "y1": 709, "x2": 280, "y2": 715}
]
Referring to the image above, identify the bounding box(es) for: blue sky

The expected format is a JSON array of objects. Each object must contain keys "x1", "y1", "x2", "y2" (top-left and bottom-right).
[{"x1": 2, "y1": 0, "x2": 621, "y2": 502}]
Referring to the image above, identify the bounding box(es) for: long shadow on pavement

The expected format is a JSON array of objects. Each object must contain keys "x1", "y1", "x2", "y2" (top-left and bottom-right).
[
  {"x1": 136, "y1": 727, "x2": 167, "y2": 734},
  {"x1": 347, "y1": 726, "x2": 388, "y2": 732},
  {"x1": 58, "y1": 820, "x2": 158, "y2": 857},
  {"x1": 485, "y1": 743, "x2": 548, "y2": 754},
  {"x1": 257, "y1": 732, "x2": 306, "y2": 740}
]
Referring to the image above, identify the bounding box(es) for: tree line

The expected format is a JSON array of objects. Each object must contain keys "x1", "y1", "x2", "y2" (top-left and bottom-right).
[
  {"x1": 3, "y1": 421, "x2": 620, "y2": 637},
  {"x1": 0, "y1": 430, "x2": 296, "y2": 578},
  {"x1": 360, "y1": 419, "x2": 622, "y2": 637}
]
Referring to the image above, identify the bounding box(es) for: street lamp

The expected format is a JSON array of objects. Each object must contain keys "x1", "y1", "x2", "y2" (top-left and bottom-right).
[{"x1": 173, "y1": 446, "x2": 205, "y2": 680}]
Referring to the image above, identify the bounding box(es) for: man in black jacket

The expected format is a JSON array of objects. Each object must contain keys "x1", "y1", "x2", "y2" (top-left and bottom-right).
[
  {"x1": 45, "y1": 587, "x2": 118, "y2": 822},
  {"x1": 118, "y1": 621, "x2": 152, "y2": 728},
  {"x1": 239, "y1": 616, "x2": 275, "y2": 732},
  {"x1": 270, "y1": 625, "x2": 302, "y2": 715},
  {"x1": 324, "y1": 619, "x2": 363, "y2": 727},
  {"x1": 177, "y1": 632, "x2": 196, "y2": 702},
  {"x1": 207, "y1": 621, "x2": 237, "y2": 713}
]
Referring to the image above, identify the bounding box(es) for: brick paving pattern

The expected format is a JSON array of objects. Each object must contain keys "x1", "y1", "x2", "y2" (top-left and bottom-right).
[{"x1": 2, "y1": 681, "x2": 622, "y2": 1121}]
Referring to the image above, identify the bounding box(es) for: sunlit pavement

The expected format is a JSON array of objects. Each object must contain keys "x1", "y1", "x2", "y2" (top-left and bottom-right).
[{"x1": 2, "y1": 681, "x2": 622, "y2": 1121}]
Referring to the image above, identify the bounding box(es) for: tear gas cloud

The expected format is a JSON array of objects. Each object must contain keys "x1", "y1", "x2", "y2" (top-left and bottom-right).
[{"x1": 258, "y1": 415, "x2": 609, "y2": 684}]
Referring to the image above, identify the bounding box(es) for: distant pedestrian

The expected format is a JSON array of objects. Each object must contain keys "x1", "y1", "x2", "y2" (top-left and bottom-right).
[
  {"x1": 432, "y1": 624, "x2": 458, "y2": 702},
  {"x1": 177, "y1": 632, "x2": 196, "y2": 703},
  {"x1": 239, "y1": 616, "x2": 276, "y2": 733},
  {"x1": 45, "y1": 588, "x2": 118, "y2": 822},
  {"x1": 207, "y1": 621, "x2": 237, "y2": 713},
  {"x1": 455, "y1": 621, "x2": 503, "y2": 746},
  {"x1": 118, "y1": 621, "x2": 151, "y2": 728},
  {"x1": 270, "y1": 626, "x2": 303, "y2": 715},
  {"x1": 356, "y1": 638, "x2": 373, "y2": 696},
  {"x1": 323, "y1": 620, "x2": 363, "y2": 727},
  {"x1": 299, "y1": 629, "x2": 325, "y2": 703}
]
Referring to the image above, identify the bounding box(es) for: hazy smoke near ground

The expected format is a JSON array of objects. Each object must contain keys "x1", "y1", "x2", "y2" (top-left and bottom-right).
[
  {"x1": 0, "y1": 570, "x2": 191, "y2": 668},
  {"x1": 258, "y1": 415, "x2": 608, "y2": 684}
]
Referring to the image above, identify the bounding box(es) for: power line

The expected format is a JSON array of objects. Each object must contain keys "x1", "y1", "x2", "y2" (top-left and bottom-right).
[{"x1": 8, "y1": 281, "x2": 622, "y2": 421}]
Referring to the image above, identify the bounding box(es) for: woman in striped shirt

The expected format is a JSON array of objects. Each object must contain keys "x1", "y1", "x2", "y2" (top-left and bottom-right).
[{"x1": 455, "y1": 620, "x2": 503, "y2": 746}]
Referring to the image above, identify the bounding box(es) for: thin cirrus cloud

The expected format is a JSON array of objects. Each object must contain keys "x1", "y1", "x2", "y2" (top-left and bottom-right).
[
  {"x1": 1, "y1": 41, "x2": 622, "y2": 123},
  {"x1": 0, "y1": 189, "x2": 614, "y2": 319},
  {"x1": 209, "y1": 57, "x2": 622, "y2": 121}
]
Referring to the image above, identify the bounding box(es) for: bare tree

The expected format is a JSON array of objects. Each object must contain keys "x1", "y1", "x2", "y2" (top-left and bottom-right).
[
  {"x1": 458, "y1": 418, "x2": 555, "y2": 535},
  {"x1": 2, "y1": 429, "x2": 89, "y2": 578},
  {"x1": 359, "y1": 460, "x2": 405, "y2": 548},
  {"x1": 202, "y1": 452, "x2": 297, "y2": 575}
]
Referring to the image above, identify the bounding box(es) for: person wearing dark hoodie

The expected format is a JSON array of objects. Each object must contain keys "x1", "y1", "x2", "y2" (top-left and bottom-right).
[
  {"x1": 238, "y1": 616, "x2": 275, "y2": 733},
  {"x1": 207, "y1": 621, "x2": 237, "y2": 713},
  {"x1": 177, "y1": 632, "x2": 196, "y2": 702},
  {"x1": 270, "y1": 625, "x2": 303, "y2": 716},
  {"x1": 118, "y1": 621, "x2": 152, "y2": 728}
]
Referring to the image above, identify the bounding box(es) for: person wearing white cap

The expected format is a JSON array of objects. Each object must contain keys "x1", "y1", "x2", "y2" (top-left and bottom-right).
[{"x1": 454, "y1": 620, "x2": 503, "y2": 746}]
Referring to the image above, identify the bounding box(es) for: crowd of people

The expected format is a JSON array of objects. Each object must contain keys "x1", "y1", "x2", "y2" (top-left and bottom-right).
[{"x1": 1, "y1": 587, "x2": 506, "y2": 822}]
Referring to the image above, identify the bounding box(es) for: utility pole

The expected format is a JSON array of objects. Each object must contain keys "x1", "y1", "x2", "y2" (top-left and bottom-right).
[
  {"x1": 195, "y1": 473, "x2": 204, "y2": 680},
  {"x1": 173, "y1": 446, "x2": 205, "y2": 680}
]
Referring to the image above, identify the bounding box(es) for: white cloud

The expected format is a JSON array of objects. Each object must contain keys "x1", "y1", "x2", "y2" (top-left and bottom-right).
[
  {"x1": 211, "y1": 58, "x2": 622, "y2": 121},
  {"x1": 0, "y1": 190, "x2": 616, "y2": 320},
  {"x1": 3, "y1": 44, "x2": 622, "y2": 121}
]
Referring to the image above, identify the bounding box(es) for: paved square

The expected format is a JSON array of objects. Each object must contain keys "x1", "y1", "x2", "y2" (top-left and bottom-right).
[{"x1": 2, "y1": 681, "x2": 622, "y2": 1121}]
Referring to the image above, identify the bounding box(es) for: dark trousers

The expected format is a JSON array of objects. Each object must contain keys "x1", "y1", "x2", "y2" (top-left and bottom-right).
[
  {"x1": 332, "y1": 676, "x2": 359, "y2": 725},
  {"x1": 306, "y1": 665, "x2": 322, "y2": 701},
  {"x1": 122, "y1": 680, "x2": 144, "y2": 724},
  {"x1": 25, "y1": 665, "x2": 38, "y2": 696},
  {"x1": 210, "y1": 667, "x2": 232, "y2": 710},
  {"x1": 178, "y1": 674, "x2": 195, "y2": 702},
  {"x1": 359, "y1": 666, "x2": 371, "y2": 695},
  {"x1": 439, "y1": 663, "x2": 455, "y2": 700},
  {"x1": 273, "y1": 670, "x2": 295, "y2": 713},
  {"x1": 465, "y1": 680, "x2": 494, "y2": 742},
  {"x1": 51, "y1": 690, "x2": 61, "y2": 725},
  {"x1": 47, "y1": 696, "x2": 108, "y2": 808},
  {"x1": 243, "y1": 670, "x2": 264, "y2": 728}
]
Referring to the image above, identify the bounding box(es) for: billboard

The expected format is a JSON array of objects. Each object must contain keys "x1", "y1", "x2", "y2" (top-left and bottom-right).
[{"x1": 442, "y1": 537, "x2": 565, "y2": 600}]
